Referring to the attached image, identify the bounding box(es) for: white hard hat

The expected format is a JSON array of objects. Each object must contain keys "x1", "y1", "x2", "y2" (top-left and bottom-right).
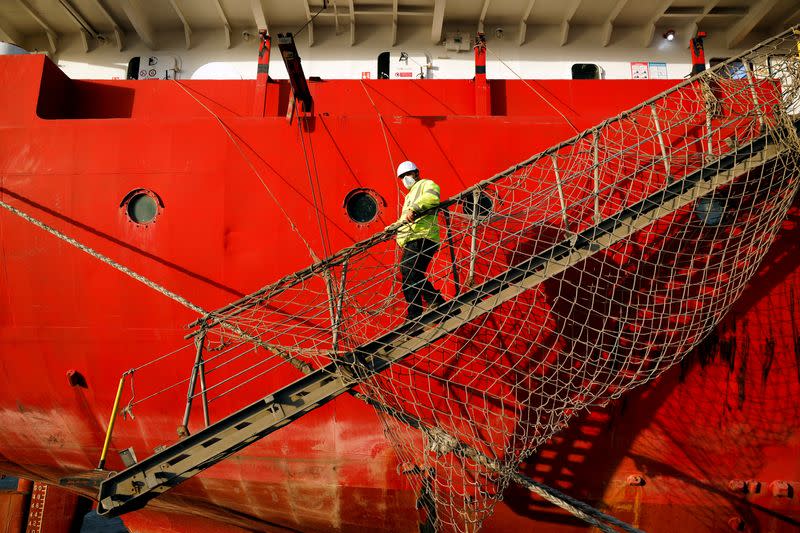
[{"x1": 396, "y1": 160, "x2": 418, "y2": 178}]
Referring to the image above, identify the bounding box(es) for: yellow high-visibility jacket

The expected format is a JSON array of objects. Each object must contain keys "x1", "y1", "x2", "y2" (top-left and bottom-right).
[{"x1": 397, "y1": 178, "x2": 441, "y2": 247}]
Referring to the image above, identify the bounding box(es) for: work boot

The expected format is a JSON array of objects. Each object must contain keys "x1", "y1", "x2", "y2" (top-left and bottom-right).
[{"x1": 405, "y1": 308, "x2": 422, "y2": 324}]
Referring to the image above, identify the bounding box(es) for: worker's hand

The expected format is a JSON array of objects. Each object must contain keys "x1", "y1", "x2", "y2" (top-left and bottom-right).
[{"x1": 404, "y1": 211, "x2": 416, "y2": 222}]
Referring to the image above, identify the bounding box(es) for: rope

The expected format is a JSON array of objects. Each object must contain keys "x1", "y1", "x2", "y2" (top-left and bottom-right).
[
  {"x1": 0, "y1": 197, "x2": 314, "y2": 382},
  {"x1": 359, "y1": 389, "x2": 641, "y2": 533},
  {"x1": 131, "y1": 342, "x2": 195, "y2": 372},
  {"x1": 485, "y1": 45, "x2": 581, "y2": 135},
  {"x1": 512, "y1": 472, "x2": 645, "y2": 533},
  {"x1": 171, "y1": 80, "x2": 321, "y2": 263},
  {"x1": 186, "y1": 20, "x2": 800, "y2": 314},
  {"x1": 0, "y1": 198, "x2": 206, "y2": 315},
  {"x1": 359, "y1": 80, "x2": 398, "y2": 179},
  {"x1": 358, "y1": 79, "x2": 405, "y2": 290},
  {"x1": 358, "y1": 79, "x2": 402, "y2": 215},
  {"x1": 293, "y1": 0, "x2": 328, "y2": 38},
  {"x1": 297, "y1": 114, "x2": 333, "y2": 258}
]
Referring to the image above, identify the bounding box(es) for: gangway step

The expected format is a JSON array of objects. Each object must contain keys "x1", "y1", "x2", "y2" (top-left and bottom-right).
[{"x1": 97, "y1": 130, "x2": 788, "y2": 517}]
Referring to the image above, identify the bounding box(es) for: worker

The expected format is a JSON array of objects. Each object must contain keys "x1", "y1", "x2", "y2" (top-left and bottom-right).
[{"x1": 392, "y1": 160, "x2": 446, "y2": 322}]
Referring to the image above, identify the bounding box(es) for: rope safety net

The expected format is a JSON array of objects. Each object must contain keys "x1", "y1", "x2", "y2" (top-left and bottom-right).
[{"x1": 124, "y1": 29, "x2": 800, "y2": 532}]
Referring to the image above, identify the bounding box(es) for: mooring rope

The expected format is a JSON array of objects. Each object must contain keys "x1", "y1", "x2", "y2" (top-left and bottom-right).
[
  {"x1": 0, "y1": 198, "x2": 319, "y2": 378},
  {"x1": 512, "y1": 472, "x2": 644, "y2": 533},
  {"x1": 362, "y1": 391, "x2": 644, "y2": 533},
  {"x1": 0, "y1": 198, "x2": 206, "y2": 315},
  {"x1": 0, "y1": 196, "x2": 644, "y2": 532},
  {"x1": 171, "y1": 79, "x2": 321, "y2": 264},
  {"x1": 485, "y1": 45, "x2": 581, "y2": 135}
]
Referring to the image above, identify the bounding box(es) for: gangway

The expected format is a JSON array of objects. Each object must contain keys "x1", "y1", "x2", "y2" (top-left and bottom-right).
[{"x1": 97, "y1": 125, "x2": 790, "y2": 516}]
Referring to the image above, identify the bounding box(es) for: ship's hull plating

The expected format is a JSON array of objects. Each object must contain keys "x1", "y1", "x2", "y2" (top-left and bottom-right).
[{"x1": 0, "y1": 54, "x2": 798, "y2": 532}]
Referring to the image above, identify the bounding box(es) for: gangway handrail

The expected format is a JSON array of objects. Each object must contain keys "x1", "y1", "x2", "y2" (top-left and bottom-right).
[{"x1": 97, "y1": 125, "x2": 790, "y2": 516}]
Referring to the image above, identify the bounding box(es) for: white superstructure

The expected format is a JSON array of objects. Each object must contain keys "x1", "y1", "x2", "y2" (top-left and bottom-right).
[{"x1": 1, "y1": 0, "x2": 797, "y2": 80}]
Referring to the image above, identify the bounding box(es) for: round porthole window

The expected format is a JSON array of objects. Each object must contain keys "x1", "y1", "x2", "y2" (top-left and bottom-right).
[
  {"x1": 344, "y1": 189, "x2": 381, "y2": 224},
  {"x1": 694, "y1": 197, "x2": 725, "y2": 226},
  {"x1": 121, "y1": 189, "x2": 162, "y2": 225}
]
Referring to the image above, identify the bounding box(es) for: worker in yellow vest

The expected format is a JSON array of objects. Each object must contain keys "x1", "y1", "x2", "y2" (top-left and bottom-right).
[{"x1": 394, "y1": 160, "x2": 446, "y2": 322}]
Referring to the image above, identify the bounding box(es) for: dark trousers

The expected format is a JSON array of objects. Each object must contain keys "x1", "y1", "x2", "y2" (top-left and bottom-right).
[{"x1": 400, "y1": 238, "x2": 443, "y2": 320}]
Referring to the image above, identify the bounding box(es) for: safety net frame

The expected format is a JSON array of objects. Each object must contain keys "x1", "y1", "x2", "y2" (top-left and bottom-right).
[{"x1": 116, "y1": 28, "x2": 800, "y2": 532}]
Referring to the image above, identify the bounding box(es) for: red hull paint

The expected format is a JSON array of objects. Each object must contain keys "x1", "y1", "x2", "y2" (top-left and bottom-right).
[{"x1": 0, "y1": 54, "x2": 798, "y2": 531}]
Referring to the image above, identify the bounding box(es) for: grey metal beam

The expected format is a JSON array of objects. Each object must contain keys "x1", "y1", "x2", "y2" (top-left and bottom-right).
[
  {"x1": 478, "y1": 0, "x2": 491, "y2": 34},
  {"x1": 210, "y1": 0, "x2": 231, "y2": 49},
  {"x1": 559, "y1": 0, "x2": 582, "y2": 46},
  {"x1": 517, "y1": 0, "x2": 535, "y2": 46},
  {"x1": 168, "y1": 0, "x2": 191, "y2": 49},
  {"x1": 250, "y1": 0, "x2": 269, "y2": 32},
  {"x1": 302, "y1": 0, "x2": 314, "y2": 47},
  {"x1": 642, "y1": 0, "x2": 674, "y2": 47},
  {"x1": 432, "y1": 0, "x2": 445, "y2": 43},
  {"x1": 348, "y1": 0, "x2": 354, "y2": 45},
  {"x1": 90, "y1": 0, "x2": 124, "y2": 51},
  {"x1": 318, "y1": 7, "x2": 429, "y2": 17},
  {"x1": 17, "y1": 0, "x2": 57, "y2": 53},
  {"x1": 117, "y1": 0, "x2": 156, "y2": 50},
  {"x1": 0, "y1": 17, "x2": 23, "y2": 46},
  {"x1": 727, "y1": 0, "x2": 780, "y2": 49},
  {"x1": 57, "y1": 0, "x2": 98, "y2": 52},
  {"x1": 329, "y1": 0, "x2": 340, "y2": 35},
  {"x1": 684, "y1": 0, "x2": 720, "y2": 45},
  {"x1": 601, "y1": 0, "x2": 629, "y2": 47},
  {"x1": 391, "y1": 0, "x2": 398, "y2": 46}
]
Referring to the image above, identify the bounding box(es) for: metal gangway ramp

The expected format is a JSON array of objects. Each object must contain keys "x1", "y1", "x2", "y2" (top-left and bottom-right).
[
  {"x1": 97, "y1": 129, "x2": 791, "y2": 516},
  {"x1": 92, "y1": 28, "x2": 800, "y2": 530}
]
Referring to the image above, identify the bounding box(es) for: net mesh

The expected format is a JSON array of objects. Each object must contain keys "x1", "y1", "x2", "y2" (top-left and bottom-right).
[{"x1": 126, "y1": 30, "x2": 800, "y2": 532}]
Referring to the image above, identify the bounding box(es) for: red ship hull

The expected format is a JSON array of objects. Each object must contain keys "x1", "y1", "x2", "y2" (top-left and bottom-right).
[{"x1": 0, "y1": 54, "x2": 798, "y2": 531}]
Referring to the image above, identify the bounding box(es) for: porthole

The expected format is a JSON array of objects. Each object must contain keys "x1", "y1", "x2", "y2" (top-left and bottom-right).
[
  {"x1": 121, "y1": 189, "x2": 163, "y2": 225},
  {"x1": 462, "y1": 191, "x2": 493, "y2": 219},
  {"x1": 694, "y1": 197, "x2": 724, "y2": 226},
  {"x1": 344, "y1": 189, "x2": 382, "y2": 224}
]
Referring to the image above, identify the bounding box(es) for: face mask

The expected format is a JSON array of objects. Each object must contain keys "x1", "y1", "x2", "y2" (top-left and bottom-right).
[{"x1": 402, "y1": 175, "x2": 416, "y2": 189}]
